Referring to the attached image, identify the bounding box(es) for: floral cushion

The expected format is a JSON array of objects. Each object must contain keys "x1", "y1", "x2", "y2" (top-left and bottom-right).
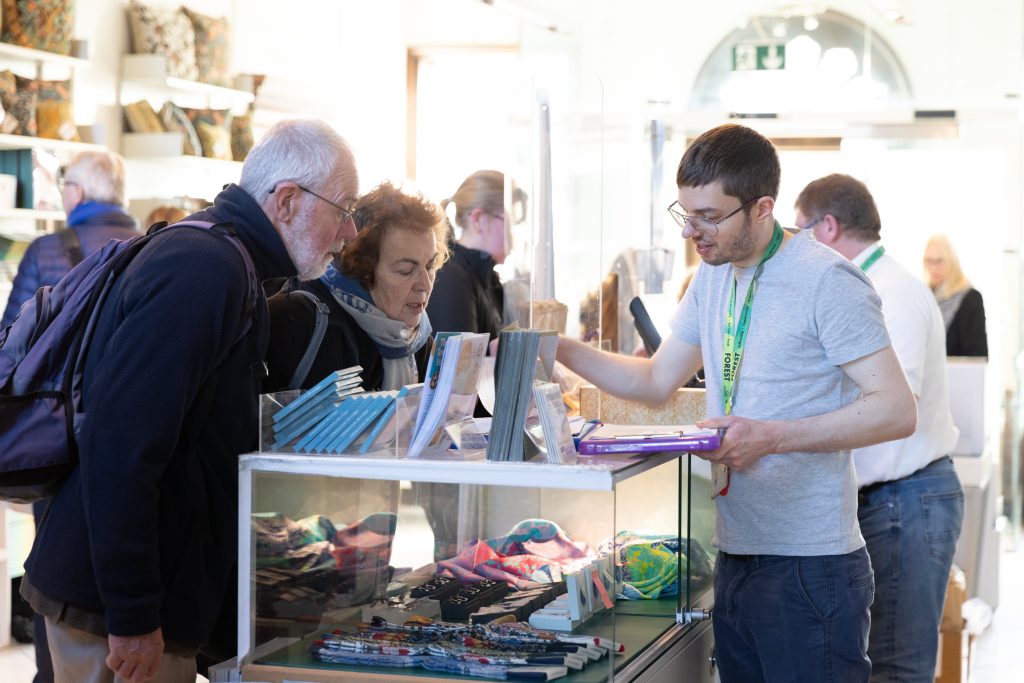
[
  {"x1": 123, "y1": 99, "x2": 164, "y2": 134},
  {"x1": 1, "y1": 73, "x2": 37, "y2": 136},
  {"x1": 159, "y1": 101, "x2": 201, "y2": 156},
  {"x1": 196, "y1": 121, "x2": 232, "y2": 160},
  {"x1": 181, "y1": 7, "x2": 230, "y2": 87},
  {"x1": 127, "y1": 0, "x2": 198, "y2": 81},
  {"x1": 230, "y1": 113, "x2": 253, "y2": 161},
  {"x1": 34, "y1": 78, "x2": 79, "y2": 141},
  {"x1": 1, "y1": 0, "x2": 76, "y2": 55}
]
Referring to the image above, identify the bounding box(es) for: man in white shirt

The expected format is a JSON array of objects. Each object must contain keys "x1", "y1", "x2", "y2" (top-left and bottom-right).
[
  {"x1": 796, "y1": 173, "x2": 964, "y2": 683},
  {"x1": 559, "y1": 124, "x2": 917, "y2": 682}
]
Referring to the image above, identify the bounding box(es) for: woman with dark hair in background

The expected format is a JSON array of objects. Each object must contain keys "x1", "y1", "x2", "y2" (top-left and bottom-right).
[{"x1": 924, "y1": 233, "x2": 987, "y2": 357}]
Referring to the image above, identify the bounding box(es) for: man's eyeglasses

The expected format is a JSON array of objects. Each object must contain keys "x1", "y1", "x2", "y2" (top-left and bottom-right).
[
  {"x1": 667, "y1": 196, "x2": 758, "y2": 236},
  {"x1": 270, "y1": 182, "x2": 356, "y2": 223},
  {"x1": 798, "y1": 216, "x2": 823, "y2": 231}
]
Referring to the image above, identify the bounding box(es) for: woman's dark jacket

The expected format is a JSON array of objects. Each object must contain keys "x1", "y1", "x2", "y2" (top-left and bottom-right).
[
  {"x1": 426, "y1": 242, "x2": 503, "y2": 338},
  {"x1": 265, "y1": 278, "x2": 429, "y2": 392},
  {"x1": 946, "y1": 287, "x2": 987, "y2": 357}
]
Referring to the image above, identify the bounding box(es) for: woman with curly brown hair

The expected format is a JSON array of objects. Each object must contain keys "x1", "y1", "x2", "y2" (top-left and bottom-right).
[{"x1": 265, "y1": 181, "x2": 449, "y2": 392}]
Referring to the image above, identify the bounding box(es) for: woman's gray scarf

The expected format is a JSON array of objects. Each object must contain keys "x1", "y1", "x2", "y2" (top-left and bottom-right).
[{"x1": 320, "y1": 264, "x2": 431, "y2": 390}]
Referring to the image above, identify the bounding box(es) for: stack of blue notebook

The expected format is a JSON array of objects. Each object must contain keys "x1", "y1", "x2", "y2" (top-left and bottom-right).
[{"x1": 271, "y1": 367, "x2": 420, "y2": 454}]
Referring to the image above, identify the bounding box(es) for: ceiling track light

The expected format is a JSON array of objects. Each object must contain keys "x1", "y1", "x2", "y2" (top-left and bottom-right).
[
  {"x1": 480, "y1": 0, "x2": 559, "y2": 33},
  {"x1": 865, "y1": 0, "x2": 913, "y2": 24}
]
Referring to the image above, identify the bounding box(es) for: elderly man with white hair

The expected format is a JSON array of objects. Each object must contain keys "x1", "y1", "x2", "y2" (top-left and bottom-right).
[{"x1": 20, "y1": 119, "x2": 359, "y2": 683}]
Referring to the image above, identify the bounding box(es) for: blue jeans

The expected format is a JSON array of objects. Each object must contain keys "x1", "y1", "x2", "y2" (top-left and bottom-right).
[
  {"x1": 713, "y1": 547, "x2": 874, "y2": 682},
  {"x1": 858, "y1": 456, "x2": 964, "y2": 682}
]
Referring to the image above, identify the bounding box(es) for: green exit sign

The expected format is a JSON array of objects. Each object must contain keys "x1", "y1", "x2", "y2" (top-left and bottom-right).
[{"x1": 732, "y1": 43, "x2": 786, "y2": 71}]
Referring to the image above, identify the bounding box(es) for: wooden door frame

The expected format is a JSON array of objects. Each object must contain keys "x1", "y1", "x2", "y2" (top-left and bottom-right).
[{"x1": 405, "y1": 45, "x2": 519, "y2": 182}]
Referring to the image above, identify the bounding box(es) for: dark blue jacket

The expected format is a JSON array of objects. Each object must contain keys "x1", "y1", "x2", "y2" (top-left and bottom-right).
[
  {"x1": 25, "y1": 184, "x2": 296, "y2": 649},
  {"x1": 1, "y1": 204, "x2": 140, "y2": 328}
]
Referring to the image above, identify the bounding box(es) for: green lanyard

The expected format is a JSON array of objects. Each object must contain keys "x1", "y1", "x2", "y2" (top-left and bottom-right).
[
  {"x1": 722, "y1": 223, "x2": 784, "y2": 416},
  {"x1": 859, "y1": 245, "x2": 885, "y2": 272}
]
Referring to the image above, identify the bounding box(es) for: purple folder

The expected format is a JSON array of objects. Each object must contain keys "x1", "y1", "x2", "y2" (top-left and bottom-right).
[{"x1": 577, "y1": 424, "x2": 722, "y2": 455}]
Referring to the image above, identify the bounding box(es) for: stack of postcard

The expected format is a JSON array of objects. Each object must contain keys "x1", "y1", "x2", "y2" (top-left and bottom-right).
[
  {"x1": 531, "y1": 382, "x2": 577, "y2": 464},
  {"x1": 485, "y1": 329, "x2": 558, "y2": 462},
  {"x1": 270, "y1": 368, "x2": 365, "y2": 451},
  {"x1": 408, "y1": 331, "x2": 489, "y2": 457},
  {"x1": 269, "y1": 367, "x2": 425, "y2": 455}
]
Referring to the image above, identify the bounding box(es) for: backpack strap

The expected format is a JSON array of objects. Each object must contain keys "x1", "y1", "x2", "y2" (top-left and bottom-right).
[
  {"x1": 168, "y1": 221, "x2": 261, "y2": 346},
  {"x1": 286, "y1": 290, "x2": 330, "y2": 390},
  {"x1": 58, "y1": 228, "x2": 84, "y2": 267}
]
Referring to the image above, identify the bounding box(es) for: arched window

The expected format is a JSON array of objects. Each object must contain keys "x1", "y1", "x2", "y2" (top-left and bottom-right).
[{"x1": 689, "y1": 9, "x2": 912, "y2": 113}]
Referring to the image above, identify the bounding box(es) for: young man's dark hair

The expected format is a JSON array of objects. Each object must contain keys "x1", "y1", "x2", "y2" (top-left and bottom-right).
[
  {"x1": 795, "y1": 173, "x2": 882, "y2": 242},
  {"x1": 676, "y1": 124, "x2": 781, "y2": 209}
]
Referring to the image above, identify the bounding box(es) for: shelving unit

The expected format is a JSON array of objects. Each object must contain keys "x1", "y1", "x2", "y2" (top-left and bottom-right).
[
  {"x1": 119, "y1": 54, "x2": 250, "y2": 196},
  {"x1": 0, "y1": 42, "x2": 96, "y2": 233}
]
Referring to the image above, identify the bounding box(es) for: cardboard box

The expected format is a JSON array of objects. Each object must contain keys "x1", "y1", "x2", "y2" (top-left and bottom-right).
[
  {"x1": 936, "y1": 565, "x2": 970, "y2": 683},
  {"x1": 941, "y1": 565, "x2": 967, "y2": 633},
  {"x1": 579, "y1": 385, "x2": 706, "y2": 425}
]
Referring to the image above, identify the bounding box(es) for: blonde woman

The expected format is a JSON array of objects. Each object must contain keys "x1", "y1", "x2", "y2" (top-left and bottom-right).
[
  {"x1": 426, "y1": 170, "x2": 507, "y2": 339},
  {"x1": 924, "y1": 234, "x2": 987, "y2": 357}
]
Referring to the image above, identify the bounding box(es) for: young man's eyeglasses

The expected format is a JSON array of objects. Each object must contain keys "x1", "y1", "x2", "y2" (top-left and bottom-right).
[
  {"x1": 667, "y1": 196, "x2": 758, "y2": 236},
  {"x1": 270, "y1": 183, "x2": 356, "y2": 223}
]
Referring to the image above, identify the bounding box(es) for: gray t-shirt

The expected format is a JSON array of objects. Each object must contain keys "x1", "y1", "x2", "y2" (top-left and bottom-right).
[{"x1": 669, "y1": 233, "x2": 890, "y2": 556}]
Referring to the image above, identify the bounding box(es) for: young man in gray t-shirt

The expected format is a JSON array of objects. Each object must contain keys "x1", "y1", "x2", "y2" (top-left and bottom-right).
[{"x1": 557, "y1": 124, "x2": 916, "y2": 681}]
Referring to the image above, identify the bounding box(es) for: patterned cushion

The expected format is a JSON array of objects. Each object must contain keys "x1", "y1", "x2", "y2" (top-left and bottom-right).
[
  {"x1": 196, "y1": 121, "x2": 232, "y2": 160},
  {"x1": 1, "y1": 0, "x2": 75, "y2": 55},
  {"x1": 123, "y1": 99, "x2": 164, "y2": 134},
  {"x1": 127, "y1": 0, "x2": 198, "y2": 81},
  {"x1": 230, "y1": 114, "x2": 253, "y2": 161},
  {"x1": 1, "y1": 74, "x2": 37, "y2": 136},
  {"x1": 181, "y1": 106, "x2": 228, "y2": 130},
  {"x1": 159, "y1": 101, "x2": 200, "y2": 156},
  {"x1": 181, "y1": 106, "x2": 230, "y2": 157},
  {"x1": 0, "y1": 71, "x2": 14, "y2": 97},
  {"x1": 34, "y1": 79, "x2": 79, "y2": 141},
  {"x1": 181, "y1": 7, "x2": 230, "y2": 87}
]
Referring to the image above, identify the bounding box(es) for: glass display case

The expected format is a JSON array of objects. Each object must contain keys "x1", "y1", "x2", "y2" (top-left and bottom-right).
[{"x1": 232, "y1": 450, "x2": 717, "y2": 682}]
